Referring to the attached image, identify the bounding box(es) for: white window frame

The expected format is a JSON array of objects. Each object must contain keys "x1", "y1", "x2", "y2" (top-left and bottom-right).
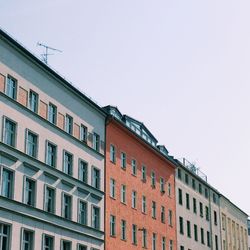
[
  {"x1": 25, "y1": 129, "x2": 38, "y2": 158},
  {"x1": 45, "y1": 140, "x2": 57, "y2": 168},
  {"x1": 44, "y1": 184, "x2": 56, "y2": 214},
  {"x1": 78, "y1": 199, "x2": 88, "y2": 226},
  {"x1": 62, "y1": 192, "x2": 72, "y2": 220},
  {"x1": 110, "y1": 178, "x2": 116, "y2": 198},
  {"x1": 23, "y1": 176, "x2": 36, "y2": 207},
  {"x1": 63, "y1": 150, "x2": 73, "y2": 176},
  {"x1": 0, "y1": 166, "x2": 14, "y2": 199},
  {"x1": 42, "y1": 233, "x2": 54, "y2": 250},
  {"x1": 2, "y1": 116, "x2": 17, "y2": 148},
  {"x1": 110, "y1": 144, "x2": 116, "y2": 163},
  {"x1": 29, "y1": 90, "x2": 38, "y2": 113},
  {"x1": 21, "y1": 228, "x2": 34, "y2": 250},
  {"x1": 6, "y1": 75, "x2": 17, "y2": 100},
  {"x1": 48, "y1": 103, "x2": 57, "y2": 125},
  {"x1": 121, "y1": 184, "x2": 126, "y2": 204},
  {"x1": 131, "y1": 159, "x2": 137, "y2": 176},
  {"x1": 79, "y1": 159, "x2": 88, "y2": 183}
]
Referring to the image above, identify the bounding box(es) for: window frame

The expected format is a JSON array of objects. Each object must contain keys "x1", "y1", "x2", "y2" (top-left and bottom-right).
[
  {"x1": 61, "y1": 192, "x2": 72, "y2": 220},
  {"x1": 0, "y1": 166, "x2": 14, "y2": 199},
  {"x1": 78, "y1": 199, "x2": 88, "y2": 226},
  {"x1": 23, "y1": 176, "x2": 36, "y2": 207},
  {"x1": 45, "y1": 140, "x2": 57, "y2": 168},
  {"x1": 2, "y1": 116, "x2": 17, "y2": 148},
  {"x1": 44, "y1": 184, "x2": 56, "y2": 214},
  {"x1": 29, "y1": 90, "x2": 39, "y2": 113},
  {"x1": 5, "y1": 75, "x2": 17, "y2": 100},
  {"x1": 25, "y1": 129, "x2": 39, "y2": 159}
]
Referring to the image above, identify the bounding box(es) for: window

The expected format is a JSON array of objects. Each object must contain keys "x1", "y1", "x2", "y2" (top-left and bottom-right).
[
  {"x1": 160, "y1": 178, "x2": 165, "y2": 193},
  {"x1": 1, "y1": 168, "x2": 14, "y2": 199},
  {"x1": 46, "y1": 142, "x2": 57, "y2": 167},
  {"x1": 43, "y1": 234, "x2": 54, "y2": 250},
  {"x1": 24, "y1": 177, "x2": 36, "y2": 206},
  {"x1": 169, "y1": 240, "x2": 173, "y2": 250},
  {"x1": 186, "y1": 193, "x2": 190, "y2": 210},
  {"x1": 29, "y1": 90, "x2": 38, "y2": 113},
  {"x1": 214, "y1": 211, "x2": 218, "y2": 225},
  {"x1": 152, "y1": 233, "x2": 156, "y2": 250},
  {"x1": 80, "y1": 125, "x2": 87, "y2": 143},
  {"x1": 177, "y1": 168, "x2": 182, "y2": 179},
  {"x1": 194, "y1": 224, "x2": 198, "y2": 241},
  {"x1": 207, "y1": 231, "x2": 210, "y2": 247},
  {"x1": 92, "y1": 167, "x2": 100, "y2": 189},
  {"x1": 205, "y1": 206, "x2": 209, "y2": 221},
  {"x1": 192, "y1": 178, "x2": 196, "y2": 190},
  {"x1": 180, "y1": 246, "x2": 184, "y2": 250},
  {"x1": 65, "y1": 114, "x2": 73, "y2": 135},
  {"x1": 78, "y1": 245, "x2": 87, "y2": 250},
  {"x1": 61, "y1": 240, "x2": 71, "y2": 250},
  {"x1": 178, "y1": 188, "x2": 183, "y2": 205},
  {"x1": 168, "y1": 210, "x2": 173, "y2": 227},
  {"x1": 193, "y1": 198, "x2": 197, "y2": 214},
  {"x1": 199, "y1": 202, "x2": 203, "y2": 217},
  {"x1": 131, "y1": 159, "x2": 137, "y2": 175},
  {"x1": 198, "y1": 183, "x2": 202, "y2": 194},
  {"x1": 132, "y1": 190, "x2": 137, "y2": 209},
  {"x1": 132, "y1": 224, "x2": 137, "y2": 245},
  {"x1": 142, "y1": 229, "x2": 147, "y2": 248},
  {"x1": 161, "y1": 206, "x2": 165, "y2": 223},
  {"x1": 152, "y1": 201, "x2": 156, "y2": 219},
  {"x1": 121, "y1": 185, "x2": 126, "y2": 203},
  {"x1": 48, "y1": 103, "x2": 57, "y2": 125},
  {"x1": 93, "y1": 133, "x2": 100, "y2": 152},
  {"x1": 62, "y1": 194, "x2": 72, "y2": 220},
  {"x1": 109, "y1": 215, "x2": 116, "y2": 236},
  {"x1": 141, "y1": 165, "x2": 146, "y2": 181},
  {"x1": 110, "y1": 145, "x2": 116, "y2": 163},
  {"x1": 185, "y1": 173, "x2": 189, "y2": 184},
  {"x1": 151, "y1": 171, "x2": 156, "y2": 188},
  {"x1": 204, "y1": 188, "x2": 208, "y2": 198},
  {"x1": 63, "y1": 151, "x2": 73, "y2": 175},
  {"x1": 179, "y1": 217, "x2": 184, "y2": 234},
  {"x1": 3, "y1": 118, "x2": 16, "y2": 147},
  {"x1": 79, "y1": 160, "x2": 88, "y2": 183},
  {"x1": 110, "y1": 178, "x2": 115, "y2": 198},
  {"x1": 92, "y1": 206, "x2": 100, "y2": 230},
  {"x1": 0, "y1": 223, "x2": 11, "y2": 250},
  {"x1": 201, "y1": 228, "x2": 205, "y2": 244},
  {"x1": 187, "y1": 221, "x2": 191, "y2": 238},
  {"x1": 44, "y1": 186, "x2": 55, "y2": 213},
  {"x1": 215, "y1": 235, "x2": 218, "y2": 250},
  {"x1": 162, "y1": 236, "x2": 166, "y2": 250},
  {"x1": 142, "y1": 196, "x2": 146, "y2": 213},
  {"x1": 6, "y1": 75, "x2": 17, "y2": 99},
  {"x1": 22, "y1": 229, "x2": 34, "y2": 250},
  {"x1": 213, "y1": 193, "x2": 217, "y2": 204},
  {"x1": 121, "y1": 152, "x2": 126, "y2": 169},
  {"x1": 121, "y1": 220, "x2": 126, "y2": 240},
  {"x1": 26, "y1": 130, "x2": 38, "y2": 158},
  {"x1": 167, "y1": 183, "x2": 171, "y2": 196},
  {"x1": 79, "y1": 200, "x2": 87, "y2": 225}
]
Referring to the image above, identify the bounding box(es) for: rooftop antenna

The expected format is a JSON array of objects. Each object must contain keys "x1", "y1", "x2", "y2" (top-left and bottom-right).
[{"x1": 37, "y1": 42, "x2": 62, "y2": 64}]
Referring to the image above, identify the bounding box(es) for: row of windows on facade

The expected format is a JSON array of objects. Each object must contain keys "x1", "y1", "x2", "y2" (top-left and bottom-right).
[
  {"x1": 179, "y1": 216, "x2": 219, "y2": 250},
  {"x1": 109, "y1": 178, "x2": 173, "y2": 224},
  {"x1": 109, "y1": 216, "x2": 174, "y2": 250},
  {"x1": 3, "y1": 75, "x2": 101, "y2": 152},
  {"x1": 221, "y1": 214, "x2": 248, "y2": 247},
  {"x1": 0, "y1": 166, "x2": 101, "y2": 230},
  {"x1": 2, "y1": 117, "x2": 101, "y2": 189},
  {"x1": 178, "y1": 188, "x2": 218, "y2": 225},
  {"x1": 0, "y1": 222, "x2": 99, "y2": 250},
  {"x1": 110, "y1": 144, "x2": 172, "y2": 194},
  {"x1": 177, "y1": 168, "x2": 218, "y2": 204}
]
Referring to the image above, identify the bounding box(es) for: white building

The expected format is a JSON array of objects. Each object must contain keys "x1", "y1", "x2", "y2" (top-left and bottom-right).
[
  {"x1": 0, "y1": 29, "x2": 106, "y2": 250},
  {"x1": 175, "y1": 158, "x2": 221, "y2": 250}
]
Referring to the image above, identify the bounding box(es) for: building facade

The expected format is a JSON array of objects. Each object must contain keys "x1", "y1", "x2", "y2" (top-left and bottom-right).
[
  {"x1": 0, "y1": 29, "x2": 106, "y2": 250},
  {"x1": 248, "y1": 220, "x2": 250, "y2": 250},
  {"x1": 104, "y1": 106, "x2": 177, "y2": 250},
  {"x1": 220, "y1": 196, "x2": 248, "y2": 250},
  {"x1": 175, "y1": 159, "x2": 221, "y2": 250}
]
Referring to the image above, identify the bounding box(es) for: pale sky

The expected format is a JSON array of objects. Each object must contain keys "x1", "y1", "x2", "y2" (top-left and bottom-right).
[{"x1": 1, "y1": 0, "x2": 250, "y2": 216}]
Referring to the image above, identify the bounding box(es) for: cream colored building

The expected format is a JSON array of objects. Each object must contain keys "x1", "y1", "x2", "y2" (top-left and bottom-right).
[
  {"x1": 247, "y1": 220, "x2": 250, "y2": 250},
  {"x1": 176, "y1": 158, "x2": 221, "y2": 250},
  {"x1": 220, "y1": 196, "x2": 248, "y2": 250},
  {"x1": 0, "y1": 29, "x2": 106, "y2": 250}
]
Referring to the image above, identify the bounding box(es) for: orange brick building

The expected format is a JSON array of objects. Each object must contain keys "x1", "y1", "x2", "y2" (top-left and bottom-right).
[{"x1": 104, "y1": 106, "x2": 177, "y2": 250}]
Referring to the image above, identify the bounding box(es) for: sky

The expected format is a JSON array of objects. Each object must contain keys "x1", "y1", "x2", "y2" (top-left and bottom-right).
[{"x1": 1, "y1": 0, "x2": 250, "y2": 215}]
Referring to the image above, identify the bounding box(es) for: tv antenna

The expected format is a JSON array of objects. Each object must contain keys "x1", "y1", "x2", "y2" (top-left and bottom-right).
[{"x1": 37, "y1": 42, "x2": 62, "y2": 64}]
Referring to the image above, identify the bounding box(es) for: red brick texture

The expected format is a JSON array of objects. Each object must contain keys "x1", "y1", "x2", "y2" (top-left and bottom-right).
[
  {"x1": 57, "y1": 112, "x2": 65, "y2": 130},
  {"x1": 18, "y1": 86, "x2": 28, "y2": 107},
  {"x1": 105, "y1": 120, "x2": 177, "y2": 250},
  {"x1": 39, "y1": 100, "x2": 48, "y2": 119},
  {"x1": 73, "y1": 123, "x2": 80, "y2": 139},
  {"x1": 0, "y1": 74, "x2": 5, "y2": 92}
]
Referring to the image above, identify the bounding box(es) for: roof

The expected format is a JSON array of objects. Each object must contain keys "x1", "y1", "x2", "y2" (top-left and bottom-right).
[{"x1": 0, "y1": 28, "x2": 106, "y2": 117}]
